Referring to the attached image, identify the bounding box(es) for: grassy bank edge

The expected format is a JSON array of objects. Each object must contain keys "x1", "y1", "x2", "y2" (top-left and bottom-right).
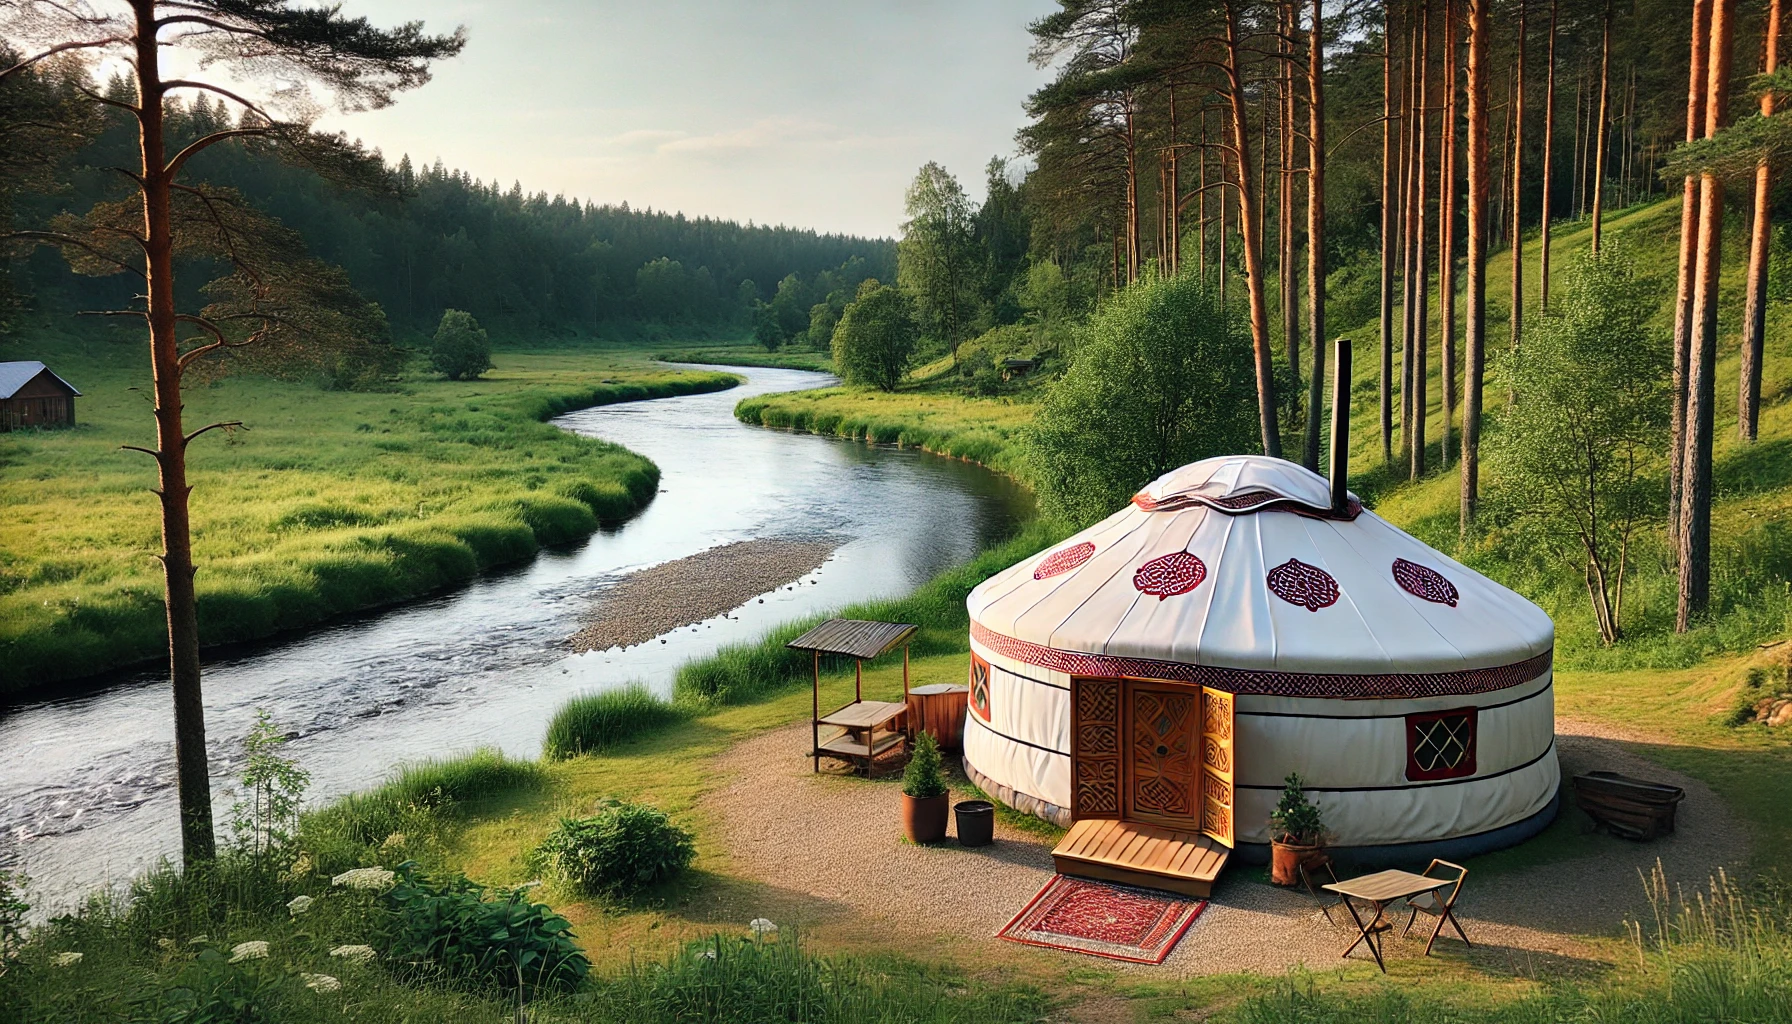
[
  {"x1": 3, "y1": 371, "x2": 741, "y2": 695},
  {"x1": 733, "y1": 390, "x2": 1033, "y2": 484}
]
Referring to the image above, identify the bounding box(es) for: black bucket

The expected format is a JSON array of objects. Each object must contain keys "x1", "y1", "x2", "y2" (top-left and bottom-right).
[{"x1": 955, "y1": 800, "x2": 995, "y2": 847}]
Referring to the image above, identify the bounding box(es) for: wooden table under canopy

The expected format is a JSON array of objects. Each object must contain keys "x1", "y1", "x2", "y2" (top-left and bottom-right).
[{"x1": 787, "y1": 617, "x2": 918, "y2": 774}]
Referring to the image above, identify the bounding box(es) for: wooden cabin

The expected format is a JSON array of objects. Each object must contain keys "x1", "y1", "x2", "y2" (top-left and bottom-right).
[{"x1": 0, "y1": 361, "x2": 81, "y2": 431}]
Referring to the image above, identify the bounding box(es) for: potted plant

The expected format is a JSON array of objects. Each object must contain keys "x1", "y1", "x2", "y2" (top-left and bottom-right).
[
  {"x1": 1269, "y1": 772, "x2": 1327, "y2": 886},
  {"x1": 901, "y1": 731, "x2": 950, "y2": 843}
]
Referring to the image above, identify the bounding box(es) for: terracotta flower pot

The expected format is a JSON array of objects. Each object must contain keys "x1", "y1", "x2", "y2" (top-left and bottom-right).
[
  {"x1": 1270, "y1": 839, "x2": 1322, "y2": 886},
  {"x1": 902, "y1": 792, "x2": 950, "y2": 844}
]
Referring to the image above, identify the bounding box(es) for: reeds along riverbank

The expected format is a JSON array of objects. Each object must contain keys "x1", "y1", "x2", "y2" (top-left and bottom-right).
[
  {"x1": 0, "y1": 364, "x2": 739, "y2": 694},
  {"x1": 733, "y1": 388, "x2": 1034, "y2": 483}
]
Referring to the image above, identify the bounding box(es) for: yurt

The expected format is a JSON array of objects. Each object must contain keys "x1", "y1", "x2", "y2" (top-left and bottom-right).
[{"x1": 962, "y1": 455, "x2": 1557, "y2": 887}]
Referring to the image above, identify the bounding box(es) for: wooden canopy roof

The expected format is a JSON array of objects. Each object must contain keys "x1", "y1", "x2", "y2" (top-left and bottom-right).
[{"x1": 786, "y1": 618, "x2": 917, "y2": 659}]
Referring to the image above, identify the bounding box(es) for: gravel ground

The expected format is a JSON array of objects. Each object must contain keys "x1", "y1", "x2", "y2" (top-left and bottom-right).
[
  {"x1": 570, "y1": 539, "x2": 839, "y2": 652},
  {"x1": 703, "y1": 721, "x2": 1748, "y2": 976}
]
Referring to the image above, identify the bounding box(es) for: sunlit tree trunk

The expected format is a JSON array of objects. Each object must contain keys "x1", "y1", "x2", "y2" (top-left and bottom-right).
[
  {"x1": 1440, "y1": 0, "x2": 1459, "y2": 468},
  {"x1": 1462, "y1": 0, "x2": 1491, "y2": 533},
  {"x1": 1679, "y1": 0, "x2": 1736, "y2": 631},
  {"x1": 1413, "y1": 0, "x2": 1431, "y2": 480},
  {"x1": 1510, "y1": 1, "x2": 1526, "y2": 351},
  {"x1": 1126, "y1": 99, "x2": 1141, "y2": 283},
  {"x1": 1671, "y1": 0, "x2": 1713, "y2": 544},
  {"x1": 1382, "y1": 0, "x2": 1399, "y2": 464},
  {"x1": 1304, "y1": 0, "x2": 1328, "y2": 474},
  {"x1": 1223, "y1": 0, "x2": 1282, "y2": 458},
  {"x1": 1169, "y1": 83, "x2": 1182, "y2": 276},
  {"x1": 1539, "y1": 0, "x2": 1559, "y2": 309},
  {"x1": 1402, "y1": 1, "x2": 1421, "y2": 463},
  {"x1": 1281, "y1": 1, "x2": 1300, "y2": 382},
  {"x1": 1741, "y1": 0, "x2": 1781, "y2": 442},
  {"x1": 1590, "y1": 0, "x2": 1612, "y2": 251}
]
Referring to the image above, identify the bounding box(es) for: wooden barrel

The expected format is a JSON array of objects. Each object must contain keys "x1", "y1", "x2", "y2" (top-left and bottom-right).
[{"x1": 907, "y1": 684, "x2": 969, "y2": 752}]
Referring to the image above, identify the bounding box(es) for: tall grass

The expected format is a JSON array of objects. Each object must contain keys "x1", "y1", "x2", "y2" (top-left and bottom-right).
[
  {"x1": 673, "y1": 521, "x2": 1065, "y2": 705},
  {"x1": 1231, "y1": 870, "x2": 1792, "y2": 1023},
  {"x1": 0, "y1": 330, "x2": 738, "y2": 691},
  {"x1": 734, "y1": 387, "x2": 1036, "y2": 482},
  {"x1": 301, "y1": 750, "x2": 546, "y2": 873},
  {"x1": 543, "y1": 684, "x2": 689, "y2": 760}
]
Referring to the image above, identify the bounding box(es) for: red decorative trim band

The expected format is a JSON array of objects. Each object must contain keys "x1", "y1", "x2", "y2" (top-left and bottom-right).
[
  {"x1": 1034, "y1": 541, "x2": 1096, "y2": 580},
  {"x1": 969, "y1": 621, "x2": 1552, "y2": 700},
  {"x1": 1131, "y1": 489, "x2": 1362, "y2": 521}
]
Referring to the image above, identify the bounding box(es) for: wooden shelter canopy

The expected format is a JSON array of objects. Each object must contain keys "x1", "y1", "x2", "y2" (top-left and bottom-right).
[{"x1": 787, "y1": 618, "x2": 918, "y2": 660}]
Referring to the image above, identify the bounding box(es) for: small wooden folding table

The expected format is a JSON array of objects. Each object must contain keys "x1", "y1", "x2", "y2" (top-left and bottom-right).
[{"x1": 1321, "y1": 869, "x2": 1454, "y2": 972}]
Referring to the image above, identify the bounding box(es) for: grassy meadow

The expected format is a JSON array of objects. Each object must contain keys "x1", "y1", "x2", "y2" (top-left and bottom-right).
[{"x1": 0, "y1": 324, "x2": 737, "y2": 690}]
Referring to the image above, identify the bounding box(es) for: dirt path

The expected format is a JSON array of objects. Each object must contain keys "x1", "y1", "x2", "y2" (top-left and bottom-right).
[
  {"x1": 570, "y1": 538, "x2": 838, "y2": 652},
  {"x1": 701, "y1": 722, "x2": 1747, "y2": 976}
]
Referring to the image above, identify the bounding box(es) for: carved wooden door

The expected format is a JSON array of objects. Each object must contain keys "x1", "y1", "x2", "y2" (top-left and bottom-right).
[
  {"x1": 1199, "y1": 686, "x2": 1236, "y2": 847},
  {"x1": 1123, "y1": 682, "x2": 1200, "y2": 829}
]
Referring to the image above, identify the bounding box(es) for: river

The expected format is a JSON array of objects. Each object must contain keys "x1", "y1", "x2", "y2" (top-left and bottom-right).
[{"x1": 0, "y1": 364, "x2": 1031, "y2": 913}]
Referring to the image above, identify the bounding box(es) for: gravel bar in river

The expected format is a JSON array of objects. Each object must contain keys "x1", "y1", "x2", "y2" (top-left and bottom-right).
[{"x1": 570, "y1": 538, "x2": 840, "y2": 653}]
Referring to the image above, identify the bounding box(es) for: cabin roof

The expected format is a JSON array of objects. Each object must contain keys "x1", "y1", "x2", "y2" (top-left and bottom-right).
[
  {"x1": 0, "y1": 361, "x2": 81, "y2": 399},
  {"x1": 786, "y1": 617, "x2": 918, "y2": 659}
]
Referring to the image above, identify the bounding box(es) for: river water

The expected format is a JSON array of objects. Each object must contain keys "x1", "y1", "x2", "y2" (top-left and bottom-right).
[{"x1": 0, "y1": 365, "x2": 1031, "y2": 912}]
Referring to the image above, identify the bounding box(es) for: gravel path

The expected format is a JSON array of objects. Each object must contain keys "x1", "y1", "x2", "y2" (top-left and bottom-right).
[
  {"x1": 570, "y1": 539, "x2": 839, "y2": 652},
  {"x1": 702, "y1": 721, "x2": 1748, "y2": 976}
]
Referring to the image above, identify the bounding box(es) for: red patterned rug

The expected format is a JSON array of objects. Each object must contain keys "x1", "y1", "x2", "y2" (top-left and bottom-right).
[{"x1": 997, "y1": 874, "x2": 1206, "y2": 964}]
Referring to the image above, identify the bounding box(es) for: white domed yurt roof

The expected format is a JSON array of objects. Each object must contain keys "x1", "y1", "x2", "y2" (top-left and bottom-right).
[{"x1": 969, "y1": 455, "x2": 1552, "y2": 682}]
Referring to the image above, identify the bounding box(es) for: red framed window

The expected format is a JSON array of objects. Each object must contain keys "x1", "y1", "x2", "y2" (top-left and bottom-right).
[
  {"x1": 969, "y1": 653, "x2": 991, "y2": 721},
  {"x1": 1405, "y1": 707, "x2": 1477, "y2": 781}
]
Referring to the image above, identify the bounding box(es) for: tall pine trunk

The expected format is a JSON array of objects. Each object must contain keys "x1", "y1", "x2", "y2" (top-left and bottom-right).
[
  {"x1": 1539, "y1": 0, "x2": 1559, "y2": 309},
  {"x1": 1381, "y1": 0, "x2": 1398, "y2": 464},
  {"x1": 1679, "y1": 0, "x2": 1736, "y2": 631},
  {"x1": 1671, "y1": 0, "x2": 1714, "y2": 544},
  {"x1": 1441, "y1": 0, "x2": 1460, "y2": 468},
  {"x1": 1741, "y1": 0, "x2": 1782, "y2": 442},
  {"x1": 1281, "y1": 2, "x2": 1300, "y2": 382},
  {"x1": 1462, "y1": 0, "x2": 1491, "y2": 533},
  {"x1": 1402, "y1": 2, "x2": 1421, "y2": 463},
  {"x1": 1224, "y1": 2, "x2": 1282, "y2": 458},
  {"x1": 1304, "y1": 0, "x2": 1328, "y2": 474},
  {"x1": 129, "y1": 2, "x2": 216, "y2": 868},
  {"x1": 1510, "y1": 2, "x2": 1526, "y2": 351},
  {"x1": 1413, "y1": 0, "x2": 1431, "y2": 481},
  {"x1": 1591, "y1": 0, "x2": 1613, "y2": 250}
]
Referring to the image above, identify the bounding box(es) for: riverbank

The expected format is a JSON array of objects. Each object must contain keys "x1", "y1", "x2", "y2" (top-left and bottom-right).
[
  {"x1": 658, "y1": 345, "x2": 834, "y2": 372},
  {"x1": 0, "y1": 330, "x2": 738, "y2": 692},
  {"x1": 569, "y1": 537, "x2": 841, "y2": 653}
]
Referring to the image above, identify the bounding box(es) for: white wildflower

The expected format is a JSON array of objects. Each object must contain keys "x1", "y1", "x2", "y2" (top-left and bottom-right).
[
  {"x1": 301, "y1": 972, "x2": 341, "y2": 993},
  {"x1": 286, "y1": 895, "x2": 315, "y2": 917},
  {"x1": 698, "y1": 948, "x2": 717, "y2": 960},
  {"x1": 51, "y1": 951, "x2": 83, "y2": 968},
  {"x1": 329, "y1": 944, "x2": 377, "y2": 965},
  {"x1": 748, "y1": 918, "x2": 778, "y2": 937},
  {"x1": 228, "y1": 940, "x2": 269, "y2": 963},
  {"x1": 330, "y1": 867, "x2": 395, "y2": 892}
]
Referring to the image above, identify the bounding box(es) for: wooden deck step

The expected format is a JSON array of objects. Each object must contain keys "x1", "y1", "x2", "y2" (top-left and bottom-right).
[{"x1": 1051, "y1": 819, "x2": 1230, "y2": 898}]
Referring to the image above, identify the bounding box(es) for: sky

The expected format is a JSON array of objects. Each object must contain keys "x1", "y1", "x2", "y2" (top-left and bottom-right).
[{"x1": 310, "y1": 1, "x2": 1062, "y2": 239}]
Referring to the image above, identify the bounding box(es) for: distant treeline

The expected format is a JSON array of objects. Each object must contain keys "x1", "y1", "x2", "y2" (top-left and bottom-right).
[{"x1": 4, "y1": 90, "x2": 896, "y2": 341}]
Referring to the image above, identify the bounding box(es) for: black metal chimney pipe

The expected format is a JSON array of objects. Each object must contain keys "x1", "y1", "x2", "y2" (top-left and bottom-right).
[{"x1": 1331, "y1": 336, "x2": 1352, "y2": 516}]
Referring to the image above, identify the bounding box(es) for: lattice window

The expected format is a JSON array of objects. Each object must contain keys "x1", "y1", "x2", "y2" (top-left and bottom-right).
[
  {"x1": 969, "y1": 653, "x2": 991, "y2": 721},
  {"x1": 1405, "y1": 707, "x2": 1477, "y2": 781}
]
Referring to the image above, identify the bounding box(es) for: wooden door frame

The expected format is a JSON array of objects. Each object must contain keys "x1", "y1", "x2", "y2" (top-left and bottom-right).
[
  {"x1": 1070, "y1": 675, "x2": 1235, "y2": 845},
  {"x1": 1120, "y1": 678, "x2": 1205, "y2": 831}
]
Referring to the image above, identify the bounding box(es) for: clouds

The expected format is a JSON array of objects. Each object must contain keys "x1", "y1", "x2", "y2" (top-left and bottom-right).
[{"x1": 314, "y1": 0, "x2": 1058, "y2": 236}]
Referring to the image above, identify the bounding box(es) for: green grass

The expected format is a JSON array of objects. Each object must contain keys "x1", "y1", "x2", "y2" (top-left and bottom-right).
[
  {"x1": 0, "y1": 325, "x2": 739, "y2": 690},
  {"x1": 544, "y1": 685, "x2": 691, "y2": 761}
]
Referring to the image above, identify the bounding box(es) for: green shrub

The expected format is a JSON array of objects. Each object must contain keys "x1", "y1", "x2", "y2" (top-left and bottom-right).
[
  {"x1": 300, "y1": 751, "x2": 545, "y2": 871},
  {"x1": 382, "y1": 862, "x2": 589, "y2": 994},
  {"x1": 902, "y1": 731, "x2": 947, "y2": 800},
  {"x1": 534, "y1": 800, "x2": 695, "y2": 898},
  {"x1": 543, "y1": 685, "x2": 688, "y2": 760},
  {"x1": 831, "y1": 282, "x2": 918, "y2": 391},
  {"x1": 1269, "y1": 773, "x2": 1326, "y2": 846},
  {"x1": 1025, "y1": 272, "x2": 1258, "y2": 526},
  {"x1": 428, "y1": 309, "x2": 491, "y2": 381}
]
